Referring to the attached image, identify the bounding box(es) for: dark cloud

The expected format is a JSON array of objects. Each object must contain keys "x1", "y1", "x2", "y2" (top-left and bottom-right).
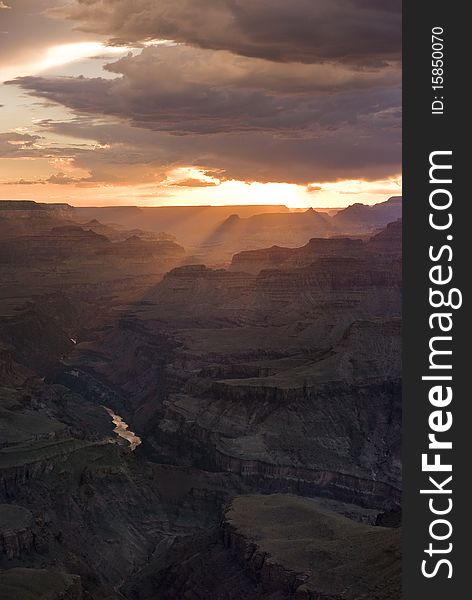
[
  {"x1": 31, "y1": 112, "x2": 400, "y2": 185},
  {"x1": 6, "y1": 39, "x2": 401, "y2": 184},
  {"x1": 104, "y1": 46, "x2": 399, "y2": 94},
  {"x1": 9, "y1": 45, "x2": 400, "y2": 136},
  {"x1": 0, "y1": 131, "x2": 85, "y2": 161},
  {"x1": 0, "y1": 132, "x2": 43, "y2": 156},
  {"x1": 2, "y1": 2, "x2": 401, "y2": 189},
  {"x1": 56, "y1": 0, "x2": 401, "y2": 67}
]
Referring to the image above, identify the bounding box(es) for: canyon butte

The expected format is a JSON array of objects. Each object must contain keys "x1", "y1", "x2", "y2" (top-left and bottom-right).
[{"x1": 0, "y1": 198, "x2": 401, "y2": 599}]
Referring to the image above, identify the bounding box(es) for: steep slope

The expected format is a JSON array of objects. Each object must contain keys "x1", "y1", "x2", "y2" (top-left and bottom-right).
[
  {"x1": 127, "y1": 494, "x2": 400, "y2": 600},
  {"x1": 221, "y1": 495, "x2": 400, "y2": 600}
]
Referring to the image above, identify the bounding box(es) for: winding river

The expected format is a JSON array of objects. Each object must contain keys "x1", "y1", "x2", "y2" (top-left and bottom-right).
[{"x1": 104, "y1": 407, "x2": 142, "y2": 451}]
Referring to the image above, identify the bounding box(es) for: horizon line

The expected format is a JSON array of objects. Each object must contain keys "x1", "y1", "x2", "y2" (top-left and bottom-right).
[{"x1": 0, "y1": 195, "x2": 402, "y2": 211}]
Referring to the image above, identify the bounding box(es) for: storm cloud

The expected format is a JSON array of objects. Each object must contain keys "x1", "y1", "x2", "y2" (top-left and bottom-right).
[
  {"x1": 28, "y1": 109, "x2": 400, "y2": 186},
  {"x1": 7, "y1": 37, "x2": 401, "y2": 184},
  {"x1": 10, "y1": 45, "x2": 400, "y2": 135},
  {"x1": 56, "y1": 0, "x2": 401, "y2": 67},
  {"x1": 2, "y1": 0, "x2": 401, "y2": 192}
]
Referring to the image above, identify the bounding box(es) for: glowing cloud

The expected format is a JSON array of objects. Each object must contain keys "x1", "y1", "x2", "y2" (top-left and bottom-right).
[{"x1": 0, "y1": 42, "x2": 126, "y2": 83}]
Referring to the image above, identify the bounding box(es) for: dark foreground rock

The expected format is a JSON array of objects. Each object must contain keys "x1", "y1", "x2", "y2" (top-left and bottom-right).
[
  {"x1": 125, "y1": 494, "x2": 400, "y2": 600},
  {"x1": 0, "y1": 568, "x2": 82, "y2": 600}
]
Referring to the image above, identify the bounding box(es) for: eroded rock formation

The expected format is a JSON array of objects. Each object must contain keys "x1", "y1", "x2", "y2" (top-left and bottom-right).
[{"x1": 0, "y1": 202, "x2": 402, "y2": 598}]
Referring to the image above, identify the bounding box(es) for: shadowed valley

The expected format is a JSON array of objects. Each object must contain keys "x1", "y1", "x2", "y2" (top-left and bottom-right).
[{"x1": 0, "y1": 199, "x2": 401, "y2": 600}]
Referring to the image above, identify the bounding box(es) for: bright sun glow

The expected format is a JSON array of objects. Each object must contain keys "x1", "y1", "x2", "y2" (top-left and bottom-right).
[
  {"x1": 0, "y1": 42, "x2": 127, "y2": 82},
  {"x1": 35, "y1": 42, "x2": 124, "y2": 72},
  {"x1": 218, "y1": 181, "x2": 306, "y2": 208}
]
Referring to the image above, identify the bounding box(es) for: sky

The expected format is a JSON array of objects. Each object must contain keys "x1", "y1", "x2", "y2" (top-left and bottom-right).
[{"x1": 0, "y1": 0, "x2": 401, "y2": 208}]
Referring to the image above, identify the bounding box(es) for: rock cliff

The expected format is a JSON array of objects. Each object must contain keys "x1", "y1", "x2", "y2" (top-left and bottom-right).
[
  {"x1": 0, "y1": 209, "x2": 402, "y2": 599},
  {"x1": 127, "y1": 494, "x2": 400, "y2": 600}
]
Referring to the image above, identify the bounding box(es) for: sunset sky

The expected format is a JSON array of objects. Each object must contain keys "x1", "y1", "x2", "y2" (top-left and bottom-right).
[{"x1": 0, "y1": 0, "x2": 401, "y2": 208}]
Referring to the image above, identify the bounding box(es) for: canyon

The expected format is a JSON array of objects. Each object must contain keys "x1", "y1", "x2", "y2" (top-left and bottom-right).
[{"x1": 0, "y1": 199, "x2": 402, "y2": 599}]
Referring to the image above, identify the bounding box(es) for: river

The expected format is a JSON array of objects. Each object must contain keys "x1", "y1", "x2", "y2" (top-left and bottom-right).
[{"x1": 103, "y1": 407, "x2": 142, "y2": 451}]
